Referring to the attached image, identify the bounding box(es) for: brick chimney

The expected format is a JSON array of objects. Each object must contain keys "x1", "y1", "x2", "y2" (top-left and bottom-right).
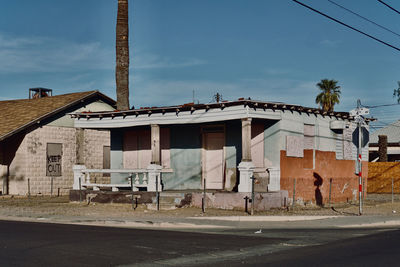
[{"x1": 378, "y1": 135, "x2": 388, "y2": 162}]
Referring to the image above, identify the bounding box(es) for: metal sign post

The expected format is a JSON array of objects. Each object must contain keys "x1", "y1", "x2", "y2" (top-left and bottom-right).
[{"x1": 350, "y1": 100, "x2": 369, "y2": 216}]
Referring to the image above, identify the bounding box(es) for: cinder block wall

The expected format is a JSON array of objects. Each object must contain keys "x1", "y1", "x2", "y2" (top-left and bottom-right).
[
  {"x1": 83, "y1": 129, "x2": 111, "y2": 184},
  {"x1": 368, "y1": 162, "x2": 400, "y2": 193},
  {"x1": 6, "y1": 126, "x2": 110, "y2": 195}
]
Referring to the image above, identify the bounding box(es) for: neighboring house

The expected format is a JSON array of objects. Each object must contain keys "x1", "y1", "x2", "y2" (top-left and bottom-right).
[
  {"x1": 369, "y1": 120, "x2": 400, "y2": 162},
  {"x1": 0, "y1": 90, "x2": 116, "y2": 195},
  {"x1": 73, "y1": 99, "x2": 368, "y2": 204}
]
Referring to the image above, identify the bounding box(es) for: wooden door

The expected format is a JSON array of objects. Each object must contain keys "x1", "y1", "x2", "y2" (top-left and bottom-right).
[{"x1": 203, "y1": 132, "x2": 224, "y2": 189}]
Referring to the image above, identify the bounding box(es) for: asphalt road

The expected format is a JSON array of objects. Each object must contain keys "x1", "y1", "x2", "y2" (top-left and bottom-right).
[{"x1": 0, "y1": 220, "x2": 398, "y2": 266}]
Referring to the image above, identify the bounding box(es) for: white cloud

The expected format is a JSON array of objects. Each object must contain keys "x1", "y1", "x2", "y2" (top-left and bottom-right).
[
  {"x1": 0, "y1": 32, "x2": 207, "y2": 74},
  {"x1": 264, "y1": 68, "x2": 291, "y2": 76},
  {"x1": 134, "y1": 53, "x2": 207, "y2": 69},
  {"x1": 0, "y1": 33, "x2": 113, "y2": 73},
  {"x1": 320, "y1": 39, "x2": 342, "y2": 47}
]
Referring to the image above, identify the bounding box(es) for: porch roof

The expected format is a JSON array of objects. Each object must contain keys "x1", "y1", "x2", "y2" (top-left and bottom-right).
[{"x1": 73, "y1": 99, "x2": 353, "y2": 129}]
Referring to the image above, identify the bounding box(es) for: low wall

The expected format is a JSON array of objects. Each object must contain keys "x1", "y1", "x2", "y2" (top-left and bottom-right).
[
  {"x1": 70, "y1": 190, "x2": 289, "y2": 211},
  {"x1": 191, "y1": 191, "x2": 288, "y2": 211},
  {"x1": 281, "y1": 176, "x2": 362, "y2": 205},
  {"x1": 368, "y1": 162, "x2": 400, "y2": 193},
  {"x1": 69, "y1": 190, "x2": 155, "y2": 204}
]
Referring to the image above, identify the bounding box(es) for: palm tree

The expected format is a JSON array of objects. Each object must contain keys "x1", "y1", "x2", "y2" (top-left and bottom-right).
[
  {"x1": 315, "y1": 79, "x2": 341, "y2": 112},
  {"x1": 116, "y1": 0, "x2": 130, "y2": 110}
]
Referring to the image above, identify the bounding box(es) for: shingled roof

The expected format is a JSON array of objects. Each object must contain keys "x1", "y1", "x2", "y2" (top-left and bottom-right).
[
  {"x1": 370, "y1": 120, "x2": 400, "y2": 144},
  {"x1": 0, "y1": 90, "x2": 115, "y2": 141}
]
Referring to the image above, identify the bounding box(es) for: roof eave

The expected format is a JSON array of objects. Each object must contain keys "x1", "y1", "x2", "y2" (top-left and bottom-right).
[{"x1": 0, "y1": 91, "x2": 113, "y2": 142}]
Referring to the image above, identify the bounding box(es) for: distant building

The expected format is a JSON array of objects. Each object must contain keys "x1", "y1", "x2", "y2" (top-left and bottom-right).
[
  {"x1": 0, "y1": 90, "x2": 115, "y2": 195},
  {"x1": 369, "y1": 120, "x2": 400, "y2": 162},
  {"x1": 74, "y1": 98, "x2": 368, "y2": 205}
]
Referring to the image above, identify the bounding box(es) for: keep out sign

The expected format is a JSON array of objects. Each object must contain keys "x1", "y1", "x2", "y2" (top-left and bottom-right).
[{"x1": 47, "y1": 143, "x2": 62, "y2": 177}]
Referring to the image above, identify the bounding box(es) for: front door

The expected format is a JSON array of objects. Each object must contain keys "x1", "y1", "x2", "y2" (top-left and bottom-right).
[{"x1": 203, "y1": 132, "x2": 224, "y2": 189}]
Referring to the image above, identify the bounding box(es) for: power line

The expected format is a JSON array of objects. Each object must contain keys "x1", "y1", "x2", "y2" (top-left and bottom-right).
[
  {"x1": 328, "y1": 0, "x2": 400, "y2": 38},
  {"x1": 361, "y1": 102, "x2": 400, "y2": 108},
  {"x1": 292, "y1": 0, "x2": 400, "y2": 52},
  {"x1": 377, "y1": 0, "x2": 400, "y2": 16}
]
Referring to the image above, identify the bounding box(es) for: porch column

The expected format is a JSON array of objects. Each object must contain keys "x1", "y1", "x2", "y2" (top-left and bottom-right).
[
  {"x1": 147, "y1": 164, "x2": 162, "y2": 192},
  {"x1": 241, "y1": 118, "x2": 252, "y2": 161},
  {"x1": 73, "y1": 165, "x2": 86, "y2": 190},
  {"x1": 151, "y1": 124, "x2": 160, "y2": 165},
  {"x1": 148, "y1": 124, "x2": 162, "y2": 192},
  {"x1": 238, "y1": 118, "x2": 255, "y2": 192}
]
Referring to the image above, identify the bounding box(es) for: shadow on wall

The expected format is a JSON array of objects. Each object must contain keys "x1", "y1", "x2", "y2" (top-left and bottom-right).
[{"x1": 313, "y1": 172, "x2": 323, "y2": 206}]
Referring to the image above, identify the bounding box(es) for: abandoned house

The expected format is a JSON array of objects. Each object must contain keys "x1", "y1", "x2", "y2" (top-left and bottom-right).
[
  {"x1": 72, "y1": 98, "x2": 369, "y2": 207},
  {"x1": 0, "y1": 89, "x2": 116, "y2": 195}
]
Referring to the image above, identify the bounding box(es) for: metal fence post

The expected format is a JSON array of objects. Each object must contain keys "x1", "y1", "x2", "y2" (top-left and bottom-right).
[
  {"x1": 329, "y1": 178, "x2": 332, "y2": 207},
  {"x1": 130, "y1": 173, "x2": 134, "y2": 210},
  {"x1": 51, "y1": 177, "x2": 53, "y2": 197},
  {"x1": 392, "y1": 177, "x2": 394, "y2": 205},
  {"x1": 79, "y1": 177, "x2": 82, "y2": 203},
  {"x1": 292, "y1": 178, "x2": 296, "y2": 208},
  {"x1": 156, "y1": 174, "x2": 160, "y2": 211},
  {"x1": 362, "y1": 177, "x2": 365, "y2": 204},
  {"x1": 251, "y1": 176, "x2": 255, "y2": 216},
  {"x1": 27, "y1": 178, "x2": 30, "y2": 198},
  {"x1": 202, "y1": 178, "x2": 206, "y2": 213}
]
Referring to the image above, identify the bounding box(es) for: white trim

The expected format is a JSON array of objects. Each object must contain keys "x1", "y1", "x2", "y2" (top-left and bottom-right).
[{"x1": 74, "y1": 105, "x2": 282, "y2": 128}]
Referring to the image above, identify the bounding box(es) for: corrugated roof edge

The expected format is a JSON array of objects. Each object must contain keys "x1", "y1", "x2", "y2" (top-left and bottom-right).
[{"x1": 0, "y1": 90, "x2": 116, "y2": 141}]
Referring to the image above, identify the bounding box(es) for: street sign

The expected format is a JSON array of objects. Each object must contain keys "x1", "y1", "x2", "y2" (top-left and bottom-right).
[
  {"x1": 350, "y1": 107, "x2": 369, "y2": 117},
  {"x1": 352, "y1": 127, "x2": 369, "y2": 148}
]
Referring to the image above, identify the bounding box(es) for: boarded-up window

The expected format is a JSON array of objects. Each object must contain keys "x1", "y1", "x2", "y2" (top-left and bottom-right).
[
  {"x1": 46, "y1": 143, "x2": 62, "y2": 176},
  {"x1": 251, "y1": 123, "x2": 264, "y2": 168},
  {"x1": 343, "y1": 127, "x2": 354, "y2": 160},
  {"x1": 123, "y1": 130, "x2": 151, "y2": 169},
  {"x1": 303, "y1": 124, "x2": 315, "y2": 150},
  {"x1": 103, "y1": 146, "x2": 110, "y2": 169},
  {"x1": 161, "y1": 128, "x2": 171, "y2": 168},
  {"x1": 286, "y1": 136, "x2": 303, "y2": 157},
  {"x1": 335, "y1": 130, "x2": 344, "y2": 160},
  {"x1": 103, "y1": 146, "x2": 110, "y2": 176}
]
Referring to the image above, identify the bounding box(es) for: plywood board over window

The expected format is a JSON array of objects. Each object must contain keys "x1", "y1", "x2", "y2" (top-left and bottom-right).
[
  {"x1": 46, "y1": 143, "x2": 62, "y2": 176},
  {"x1": 286, "y1": 136, "x2": 303, "y2": 157},
  {"x1": 160, "y1": 128, "x2": 171, "y2": 169},
  {"x1": 123, "y1": 130, "x2": 151, "y2": 169},
  {"x1": 103, "y1": 146, "x2": 110, "y2": 176},
  {"x1": 251, "y1": 123, "x2": 264, "y2": 168}
]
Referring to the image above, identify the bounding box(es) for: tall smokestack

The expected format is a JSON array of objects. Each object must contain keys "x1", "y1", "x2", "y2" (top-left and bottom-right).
[{"x1": 116, "y1": 0, "x2": 130, "y2": 110}]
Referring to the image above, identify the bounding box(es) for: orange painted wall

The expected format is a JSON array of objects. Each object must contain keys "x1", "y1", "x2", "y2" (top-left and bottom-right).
[{"x1": 280, "y1": 150, "x2": 368, "y2": 204}]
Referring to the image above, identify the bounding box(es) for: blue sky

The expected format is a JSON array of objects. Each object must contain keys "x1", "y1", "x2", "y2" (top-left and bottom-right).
[{"x1": 1, "y1": 0, "x2": 400, "y2": 128}]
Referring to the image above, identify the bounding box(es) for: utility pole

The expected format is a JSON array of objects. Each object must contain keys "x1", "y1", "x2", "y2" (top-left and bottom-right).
[{"x1": 350, "y1": 100, "x2": 369, "y2": 215}]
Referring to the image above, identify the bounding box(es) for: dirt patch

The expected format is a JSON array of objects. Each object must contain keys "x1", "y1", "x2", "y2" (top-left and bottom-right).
[{"x1": 0, "y1": 194, "x2": 400, "y2": 220}]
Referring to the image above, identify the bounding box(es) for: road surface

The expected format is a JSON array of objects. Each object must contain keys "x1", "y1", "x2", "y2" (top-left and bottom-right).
[{"x1": 0, "y1": 220, "x2": 398, "y2": 266}]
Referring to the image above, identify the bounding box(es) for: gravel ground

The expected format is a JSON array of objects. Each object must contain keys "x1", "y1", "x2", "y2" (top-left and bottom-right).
[{"x1": 0, "y1": 194, "x2": 400, "y2": 220}]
